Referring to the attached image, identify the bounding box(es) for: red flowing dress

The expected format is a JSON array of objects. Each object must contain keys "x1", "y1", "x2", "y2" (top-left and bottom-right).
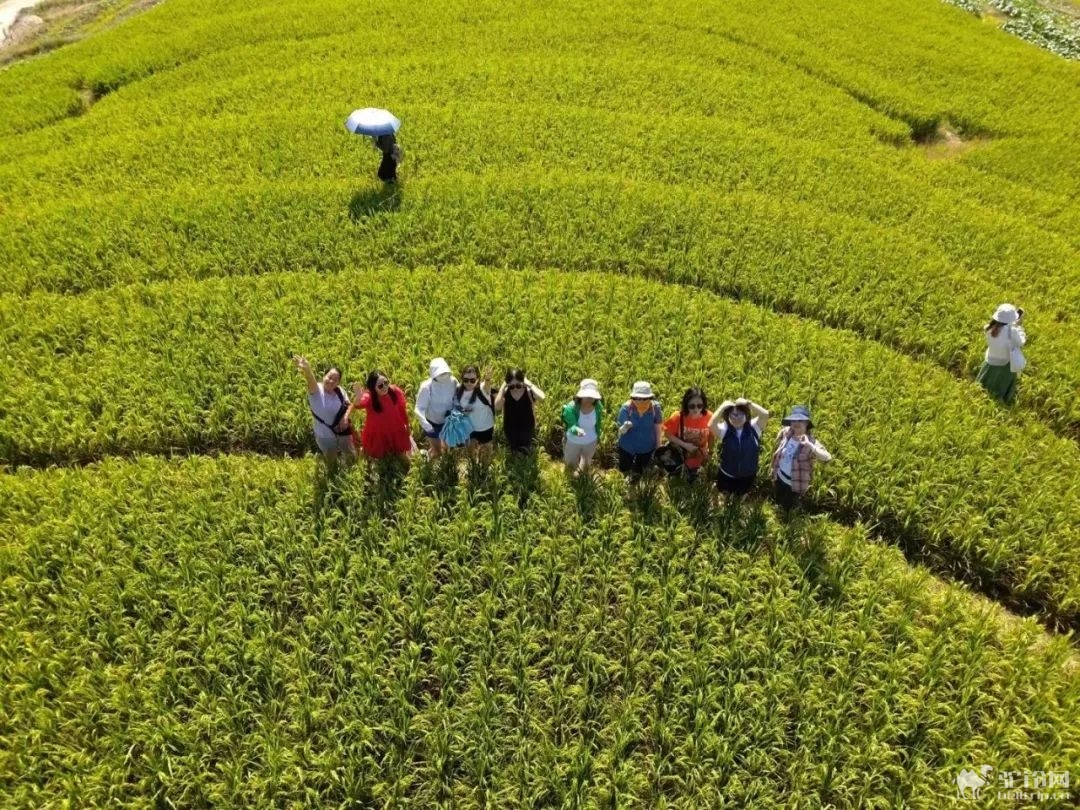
[{"x1": 356, "y1": 386, "x2": 413, "y2": 458}]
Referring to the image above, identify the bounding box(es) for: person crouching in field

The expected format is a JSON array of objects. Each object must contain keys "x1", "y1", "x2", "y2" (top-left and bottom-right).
[
  {"x1": 975, "y1": 303, "x2": 1026, "y2": 405},
  {"x1": 454, "y1": 365, "x2": 497, "y2": 461},
  {"x1": 562, "y1": 379, "x2": 603, "y2": 475},
  {"x1": 495, "y1": 369, "x2": 546, "y2": 454},
  {"x1": 415, "y1": 357, "x2": 457, "y2": 460},
  {"x1": 659, "y1": 387, "x2": 713, "y2": 482},
  {"x1": 347, "y1": 371, "x2": 414, "y2": 463},
  {"x1": 709, "y1": 397, "x2": 769, "y2": 497},
  {"x1": 617, "y1": 381, "x2": 663, "y2": 483},
  {"x1": 771, "y1": 406, "x2": 831, "y2": 511},
  {"x1": 294, "y1": 354, "x2": 356, "y2": 464}
]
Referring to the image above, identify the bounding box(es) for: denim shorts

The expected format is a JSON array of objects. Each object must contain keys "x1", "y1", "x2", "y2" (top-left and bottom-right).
[{"x1": 424, "y1": 422, "x2": 444, "y2": 440}]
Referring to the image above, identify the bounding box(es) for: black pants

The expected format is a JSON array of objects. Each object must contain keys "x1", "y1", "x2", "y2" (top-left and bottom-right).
[
  {"x1": 377, "y1": 152, "x2": 398, "y2": 182},
  {"x1": 618, "y1": 448, "x2": 654, "y2": 478},
  {"x1": 717, "y1": 472, "x2": 756, "y2": 496},
  {"x1": 774, "y1": 478, "x2": 800, "y2": 511}
]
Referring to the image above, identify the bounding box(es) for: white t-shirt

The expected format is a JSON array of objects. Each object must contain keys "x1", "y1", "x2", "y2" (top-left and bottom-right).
[
  {"x1": 568, "y1": 408, "x2": 597, "y2": 445},
  {"x1": 457, "y1": 385, "x2": 495, "y2": 432},
  {"x1": 778, "y1": 437, "x2": 800, "y2": 479},
  {"x1": 308, "y1": 384, "x2": 348, "y2": 440}
]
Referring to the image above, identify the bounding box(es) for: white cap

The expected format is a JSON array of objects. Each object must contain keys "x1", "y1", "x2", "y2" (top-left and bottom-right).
[{"x1": 630, "y1": 381, "x2": 654, "y2": 399}]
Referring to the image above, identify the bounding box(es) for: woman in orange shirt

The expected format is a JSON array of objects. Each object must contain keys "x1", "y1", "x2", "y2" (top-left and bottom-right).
[{"x1": 661, "y1": 388, "x2": 713, "y2": 482}]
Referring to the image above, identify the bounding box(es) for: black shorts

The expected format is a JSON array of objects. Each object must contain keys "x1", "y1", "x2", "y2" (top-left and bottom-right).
[
  {"x1": 471, "y1": 428, "x2": 495, "y2": 445},
  {"x1": 716, "y1": 472, "x2": 756, "y2": 495}
]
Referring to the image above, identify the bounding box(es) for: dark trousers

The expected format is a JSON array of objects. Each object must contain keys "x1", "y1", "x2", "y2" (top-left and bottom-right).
[
  {"x1": 774, "y1": 478, "x2": 800, "y2": 511},
  {"x1": 377, "y1": 152, "x2": 398, "y2": 182},
  {"x1": 618, "y1": 448, "x2": 654, "y2": 478},
  {"x1": 716, "y1": 472, "x2": 756, "y2": 496}
]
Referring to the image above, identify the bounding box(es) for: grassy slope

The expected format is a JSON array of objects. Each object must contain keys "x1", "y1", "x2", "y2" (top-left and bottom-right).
[{"x1": 0, "y1": 454, "x2": 1077, "y2": 808}]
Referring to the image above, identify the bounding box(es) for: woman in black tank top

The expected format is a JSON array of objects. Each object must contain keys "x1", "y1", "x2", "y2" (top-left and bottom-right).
[{"x1": 495, "y1": 369, "x2": 546, "y2": 453}]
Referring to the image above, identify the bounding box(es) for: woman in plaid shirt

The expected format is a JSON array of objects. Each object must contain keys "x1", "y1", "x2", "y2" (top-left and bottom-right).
[{"x1": 771, "y1": 405, "x2": 832, "y2": 511}]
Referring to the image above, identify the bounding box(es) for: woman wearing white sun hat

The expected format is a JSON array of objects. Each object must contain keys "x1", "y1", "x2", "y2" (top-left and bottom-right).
[
  {"x1": 975, "y1": 303, "x2": 1026, "y2": 404},
  {"x1": 562, "y1": 378, "x2": 603, "y2": 474}
]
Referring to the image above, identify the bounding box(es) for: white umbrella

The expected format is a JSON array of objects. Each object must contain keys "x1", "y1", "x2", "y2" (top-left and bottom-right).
[{"x1": 344, "y1": 108, "x2": 401, "y2": 137}]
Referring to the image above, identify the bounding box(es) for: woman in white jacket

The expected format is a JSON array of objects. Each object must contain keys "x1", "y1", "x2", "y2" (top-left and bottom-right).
[
  {"x1": 415, "y1": 357, "x2": 458, "y2": 459},
  {"x1": 975, "y1": 304, "x2": 1026, "y2": 404}
]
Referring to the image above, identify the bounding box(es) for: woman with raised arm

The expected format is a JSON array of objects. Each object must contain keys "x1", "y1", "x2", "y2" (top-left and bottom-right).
[
  {"x1": 495, "y1": 368, "x2": 546, "y2": 454},
  {"x1": 453, "y1": 365, "x2": 497, "y2": 461},
  {"x1": 709, "y1": 397, "x2": 769, "y2": 497},
  {"x1": 770, "y1": 405, "x2": 832, "y2": 512},
  {"x1": 293, "y1": 354, "x2": 356, "y2": 463},
  {"x1": 976, "y1": 303, "x2": 1026, "y2": 405},
  {"x1": 415, "y1": 357, "x2": 458, "y2": 460},
  {"x1": 346, "y1": 370, "x2": 413, "y2": 463}
]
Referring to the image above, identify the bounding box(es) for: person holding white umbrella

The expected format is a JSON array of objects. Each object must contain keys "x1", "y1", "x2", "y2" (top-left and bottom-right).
[{"x1": 345, "y1": 107, "x2": 403, "y2": 183}]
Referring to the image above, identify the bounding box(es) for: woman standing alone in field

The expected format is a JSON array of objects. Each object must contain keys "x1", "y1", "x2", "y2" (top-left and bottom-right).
[
  {"x1": 495, "y1": 369, "x2": 546, "y2": 453},
  {"x1": 347, "y1": 371, "x2": 414, "y2": 463},
  {"x1": 294, "y1": 355, "x2": 356, "y2": 464},
  {"x1": 975, "y1": 303, "x2": 1026, "y2": 404},
  {"x1": 770, "y1": 405, "x2": 831, "y2": 511}
]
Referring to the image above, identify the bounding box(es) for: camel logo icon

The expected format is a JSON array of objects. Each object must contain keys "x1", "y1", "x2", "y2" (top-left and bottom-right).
[{"x1": 957, "y1": 766, "x2": 994, "y2": 799}]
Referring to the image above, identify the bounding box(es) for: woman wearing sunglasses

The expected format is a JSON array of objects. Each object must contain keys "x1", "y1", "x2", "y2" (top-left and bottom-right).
[
  {"x1": 660, "y1": 387, "x2": 713, "y2": 481},
  {"x1": 708, "y1": 397, "x2": 769, "y2": 497},
  {"x1": 494, "y1": 368, "x2": 546, "y2": 453},
  {"x1": 347, "y1": 370, "x2": 414, "y2": 462},
  {"x1": 454, "y1": 365, "x2": 497, "y2": 459}
]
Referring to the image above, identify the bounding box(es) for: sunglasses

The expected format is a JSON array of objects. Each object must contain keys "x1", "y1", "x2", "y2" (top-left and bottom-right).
[
  {"x1": 508, "y1": 383, "x2": 524, "y2": 390},
  {"x1": 463, "y1": 377, "x2": 478, "y2": 384},
  {"x1": 376, "y1": 380, "x2": 389, "y2": 390},
  {"x1": 688, "y1": 403, "x2": 704, "y2": 410}
]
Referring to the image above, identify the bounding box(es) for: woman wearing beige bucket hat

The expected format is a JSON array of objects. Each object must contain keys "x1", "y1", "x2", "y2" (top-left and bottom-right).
[
  {"x1": 561, "y1": 378, "x2": 604, "y2": 474},
  {"x1": 617, "y1": 381, "x2": 664, "y2": 482},
  {"x1": 975, "y1": 303, "x2": 1026, "y2": 404}
]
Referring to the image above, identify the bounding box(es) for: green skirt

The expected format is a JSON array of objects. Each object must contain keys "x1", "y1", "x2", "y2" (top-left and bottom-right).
[{"x1": 976, "y1": 361, "x2": 1018, "y2": 404}]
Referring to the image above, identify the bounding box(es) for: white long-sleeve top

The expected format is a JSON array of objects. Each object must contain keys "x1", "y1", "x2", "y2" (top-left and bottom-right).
[
  {"x1": 415, "y1": 377, "x2": 457, "y2": 432},
  {"x1": 984, "y1": 324, "x2": 1025, "y2": 365}
]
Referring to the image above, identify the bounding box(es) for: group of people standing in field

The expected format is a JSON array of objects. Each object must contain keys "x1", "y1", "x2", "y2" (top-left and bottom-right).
[{"x1": 294, "y1": 355, "x2": 832, "y2": 509}]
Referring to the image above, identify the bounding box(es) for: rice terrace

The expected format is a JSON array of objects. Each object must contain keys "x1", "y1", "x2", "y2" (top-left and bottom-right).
[{"x1": 2, "y1": 0, "x2": 1080, "y2": 807}]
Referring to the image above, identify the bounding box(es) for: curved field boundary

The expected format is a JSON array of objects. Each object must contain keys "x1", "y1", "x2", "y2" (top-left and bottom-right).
[
  {"x1": 0, "y1": 453, "x2": 1076, "y2": 806},
  {"x1": 3, "y1": 265, "x2": 1079, "y2": 631},
  {"x1": 3, "y1": 175, "x2": 1076, "y2": 438}
]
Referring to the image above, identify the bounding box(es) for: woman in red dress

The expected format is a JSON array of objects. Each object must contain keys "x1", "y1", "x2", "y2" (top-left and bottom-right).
[{"x1": 347, "y1": 370, "x2": 414, "y2": 462}]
